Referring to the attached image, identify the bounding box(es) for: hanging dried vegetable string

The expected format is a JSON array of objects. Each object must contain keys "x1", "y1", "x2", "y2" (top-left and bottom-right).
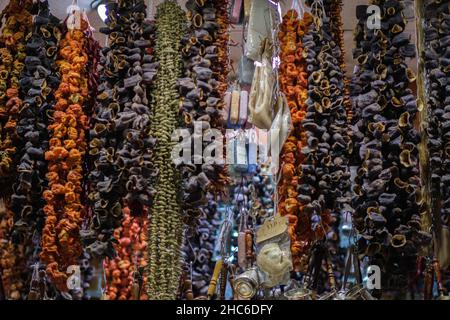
[
  {"x1": 0, "y1": 0, "x2": 33, "y2": 186},
  {"x1": 181, "y1": 193, "x2": 223, "y2": 298},
  {"x1": 146, "y1": 0, "x2": 186, "y2": 300},
  {"x1": 213, "y1": 0, "x2": 230, "y2": 98},
  {"x1": 321, "y1": 0, "x2": 352, "y2": 289},
  {"x1": 114, "y1": 0, "x2": 157, "y2": 217},
  {"x1": 178, "y1": 0, "x2": 231, "y2": 301},
  {"x1": 351, "y1": 0, "x2": 431, "y2": 295},
  {"x1": 40, "y1": 14, "x2": 94, "y2": 293},
  {"x1": 422, "y1": 0, "x2": 450, "y2": 237},
  {"x1": 11, "y1": 0, "x2": 61, "y2": 264},
  {"x1": 0, "y1": 0, "x2": 34, "y2": 300},
  {"x1": 178, "y1": 0, "x2": 230, "y2": 230},
  {"x1": 326, "y1": 0, "x2": 353, "y2": 125},
  {"x1": 277, "y1": 8, "x2": 313, "y2": 273},
  {"x1": 104, "y1": 207, "x2": 148, "y2": 300},
  {"x1": 295, "y1": 1, "x2": 353, "y2": 281},
  {"x1": 86, "y1": 0, "x2": 157, "y2": 259}
]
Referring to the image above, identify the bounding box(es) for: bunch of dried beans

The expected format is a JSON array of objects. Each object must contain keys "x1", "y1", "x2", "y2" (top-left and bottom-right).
[
  {"x1": 146, "y1": 0, "x2": 186, "y2": 300},
  {"x1": 277, "y1": 9, "x2": 314, "y2": 272},
  {"x1": 10, "y1": 0, "x2": 61, "y2": 256},
  {"x1": 40, "y1": 21, "x2": 94, "y2": 293},
  {"x1": 86, "y1": 0, "x2": 157, "y2": 259},
  {"x1": 104, "y1": 207, "x2": 148, "y2": 300},
  {"x1": 351, "y1": 0, "x2": 431, "y2": 293},
  {"x1": 0, "y1": 0, "x2": 33, "y2": 300},
  {"x1": 0, "y1": 0, "x2": 33, "y2": 187},
  {"x1": 177, "y1": 0, "x2": 229, "y2": 230},
  {"x1": 299, "y1": 1, "x2": 352, "y2": 266}
]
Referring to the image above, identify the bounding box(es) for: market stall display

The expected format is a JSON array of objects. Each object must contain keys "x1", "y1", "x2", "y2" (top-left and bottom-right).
[{"x1": 0, "y1": 0, "x2": 448, "y2": 301}]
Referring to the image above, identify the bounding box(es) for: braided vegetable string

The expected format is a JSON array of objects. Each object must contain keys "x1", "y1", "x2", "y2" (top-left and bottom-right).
[
  {"x1": 11, "y1": 0, "x2": 61, "y2": 260},
  {"x1": 351, "y1": 0, "x2": 431, "y2": 293},
  {"x1": 277, "y1": 9, "x2": 313, "y2": 272},
  {"x1": 40, "y1": 19, "x2": 94, "y2": 293},
  {"x1": 86, "y1": 0, "x2": 157, "y2": 259},
  {"x1": 146, "y1": 0, "x2": 186, "y2": 300},
  {"x1": 104, "y1": 207, "x2": 148, "y2": 300},
  {"x1": 0, "y1": 0, "x2": 34, "y2": 300}
]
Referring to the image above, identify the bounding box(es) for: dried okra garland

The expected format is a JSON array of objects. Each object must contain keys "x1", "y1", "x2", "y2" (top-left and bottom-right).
[{"x1": 146, "y1": 0, "x2": 186, "y2": 300}]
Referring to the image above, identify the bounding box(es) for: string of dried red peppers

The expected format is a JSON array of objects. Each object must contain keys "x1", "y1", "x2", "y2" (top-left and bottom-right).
[
  {"x1": 104, "y1": 207, "x2": 148, "y2": 300},
  {"x1": 277, "y1": 9, "x2": 313, "y2": 272},
  {"x1": 40, "y1": 22, "x2": 92, "y2": 293}
]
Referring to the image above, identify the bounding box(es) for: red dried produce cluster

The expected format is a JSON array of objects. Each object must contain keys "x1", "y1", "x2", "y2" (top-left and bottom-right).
[
  {"x1": 104, "y1": 207, "x2": 148, "y2": 300},
  {"x1": 277, "y1": 10, "x2": 314, "y2": 272},
  {"x1": 40, "y1": 26, "x2": 91, "y2": 292}
]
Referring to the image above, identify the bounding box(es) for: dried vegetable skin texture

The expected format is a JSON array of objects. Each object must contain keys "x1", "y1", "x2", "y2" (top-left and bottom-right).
[
  {"x1": 0, "y1": 200, "x2": 27, "y2": 299},
  {"x1": 326, "y1": 0, "x2": 353, "y2": 126},
  {"x1": 40, "y1": 22, "x2": 92, "y2": 293},
  {"x1": 212, "y1": 0, "x2": 230, "y2": 98},
  {"x1": 11, "y1": 0, "x2": 61, "y2": 248},
  {"x1": 0, "y1": 0, "x2": 33, "y2": 300},
  {"x1": 147, "y1": 0, "x2": 186, "y2": 300},
  {"x1": 177, "y1": 0, "x2": 230, "y2": 227},
  {"x1": 321, "y1": 0, "x2": 350, "y2": 288},
  {"x1": 422, "y1": 1, "x2": 450, "y2": 229},
  {"x1": 351, "y1": 0, "x2": 431, "y2": 292},
  {"x1": 181, "y1": 193, "x2": 222, "y2": 298},
  {"x1": 0, "y1": 0, "x2": 33, "y2": 190},
  {"x1": 86, "y1": 0, "x2": 157, "y2": 259},
  {"x1": 299, "y1": 1, "x2": 352, "y2": 258},
  {"x1": 277, "y1": 9, "x2": 314, "y2": 272},
  {"x1": 104, "y1": 207, "x2": 148, "y2": 300}
]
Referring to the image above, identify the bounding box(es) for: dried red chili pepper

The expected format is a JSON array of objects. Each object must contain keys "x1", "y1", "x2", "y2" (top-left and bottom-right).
[
  {"x1": 277, "y1": 10, "x2": 314, "y2": 272},
  {"x1": 104, "y1": 207, "x2": 148, "y2": 300},
  {"x1": 40, "y1": 20, "x2": 93, "y2": 293}
]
